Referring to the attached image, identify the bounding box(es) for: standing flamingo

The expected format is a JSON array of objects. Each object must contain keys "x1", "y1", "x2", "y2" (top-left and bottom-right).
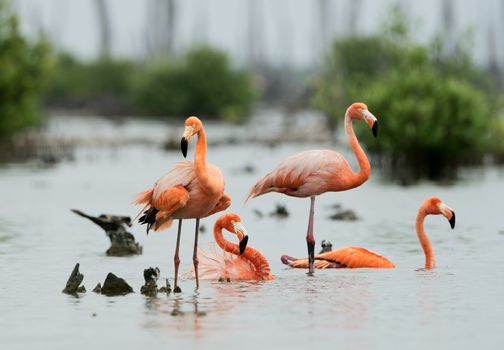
[
  {"x1": 247, "y1": 102, "x2": 378, "y2": 274},
  {"x1": 135, "y1": 116, "x2": 230, "y2": 291},
  {"x1": 281, "y1": 197, "x2": 455, "y2": 270},
  {"x1": 197, "y1": 213, "x2": 273, "y2": 281}
]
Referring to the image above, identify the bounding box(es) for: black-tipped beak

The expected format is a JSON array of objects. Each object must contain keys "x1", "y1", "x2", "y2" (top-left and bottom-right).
[
  {"x1": 180, "y1": 137, "x2": 188, "y2": 158},
  {"x1": 239, "y1": 235, "x2": 248, "y2": 255},
  {"x1": 372, "y1": 121, "x2": 379, "y2": 138},
  {"x1": 449, "y1": 210, "x2": 456, "y2": 229}
]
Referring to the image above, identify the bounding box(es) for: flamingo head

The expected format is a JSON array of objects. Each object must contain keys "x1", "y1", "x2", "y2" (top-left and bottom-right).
[
  {"x1": 422, "y1": 197, "x2": 456, "y2": 229},
  {"x1": 346, "y1": 102, "x2": 379, "y2": 138},
  {"x1": 217, "y1": 213, "x2": 249, "y2": 254},
  {"x1": 181, "y1": 116, "x2": 203, "y2": 157}
]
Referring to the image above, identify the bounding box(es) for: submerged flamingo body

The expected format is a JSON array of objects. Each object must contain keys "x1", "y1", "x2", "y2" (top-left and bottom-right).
[
  {"x1": 282, "y1": 246, "x2": 395, "y2": 269},
  {"x1": 198, "y1": 213, "x2": 273, "y2": 281},
  {"x1": 281, "y1": 197, "x2": 456, "y2": 270}
]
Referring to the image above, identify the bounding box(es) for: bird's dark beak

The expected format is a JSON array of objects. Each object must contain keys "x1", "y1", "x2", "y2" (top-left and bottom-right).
[
  {"x1": 372, "y1": 120, "x2": 379, "y2": 138},
  {"x1": 449, "y1": 210, "x2": 456, "y2": 229},
  {"x1": 181, "y1": 137, "x2": 188, "y2": 158},
  {"x1": 239, "y1": 235, "x2": 248, "y2": 255}
]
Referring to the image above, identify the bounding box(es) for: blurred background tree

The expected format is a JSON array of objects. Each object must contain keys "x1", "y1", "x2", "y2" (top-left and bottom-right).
[
  {"x1": 312, "y1": 6, "x2": 501, "y2": 183},
  {"x1": 130, "y1": 47, "x2": 256, "y2": 121},
  {"x1": 45, "y1": 53, "x2": 133, "y2": 115},
  {"x1": 3, "y1": 0, "x2": 504, "y2": 183},
  {"x1": 0, "y1": 1, "x2": 52, "y2": 139},
  {"x1": 44, "y1": 46, "x2": 256, "y2": 121}
]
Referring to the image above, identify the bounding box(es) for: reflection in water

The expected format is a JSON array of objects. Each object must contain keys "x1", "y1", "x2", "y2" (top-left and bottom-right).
[
  {"x1": 415, "y1": 269, "x2": 454, "y2": 326},
  {"x1": 140, "y1": 279, "x2": 266, "y2": 337}
]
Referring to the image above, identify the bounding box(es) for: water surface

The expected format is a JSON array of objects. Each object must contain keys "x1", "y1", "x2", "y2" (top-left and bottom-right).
[{"x1": 1, "y1": 117, "x2": 503, "y2": 349}]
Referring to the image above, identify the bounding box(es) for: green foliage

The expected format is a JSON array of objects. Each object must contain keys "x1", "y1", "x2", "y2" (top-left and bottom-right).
[
  {"x1": 312, "y1": 8, "x2": 428, "y2": 130},
  {"x1": 131, "y1": 46, "x2": 256, "y2": 121},
  {"x1": 489, "y1": 117, "x2": 504, "y2": 161},
  {"x1": 313, "y1": 5, "x2": 501, "y2": 182},
  {"x1": 45, "y1": 53, "x2": 133, "y2": 113},
  {"x1": 362, "y1": 65, "x2": 494, "y2": 181},
  {"x1": 0, "y1": 2, "x2": 52, "y2": 139}
]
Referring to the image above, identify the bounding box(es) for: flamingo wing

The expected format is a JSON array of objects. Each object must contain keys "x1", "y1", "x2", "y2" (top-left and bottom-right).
[
  {"x1": 247, "y1": 149, "x2": 350, "y2": 199},
  {"x1": 152, "y1": 161, "x2": 195, "y2": 198},
  {"x1": 289, "y1": 258, "x2": 341, "y2": 269},
  {"x1": 206, "y1": 193, "x2": 232, "y2": 216},
  {"x1": 316, "y1": 246, "x2": 395, "y2": 268},
  {"x1": 135, "y1": 161, "x2": 195, "y2": 232},
  {"x1": 286, "y1": 246, "x2": 395, "y2": 269}
]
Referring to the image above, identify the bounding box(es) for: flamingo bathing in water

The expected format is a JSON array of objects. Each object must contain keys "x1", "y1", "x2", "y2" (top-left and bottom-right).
[
  {"x1": 247, "y1": 102, "x2": 378, "y2": 274},
  {"x1": 197, "y1": 213, "x2": 273, "y2": 281},
  {"x1": 281, "y1": 197, "x2": 455, "y2": 270},
  {"x1": 135, "y1": 116, "x2": 231, "y2": 291}
]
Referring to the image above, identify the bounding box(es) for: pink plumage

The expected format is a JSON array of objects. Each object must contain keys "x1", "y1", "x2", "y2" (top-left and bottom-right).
[{"x1": 247, "y1": 103, "x2": 379, "y2": 274}]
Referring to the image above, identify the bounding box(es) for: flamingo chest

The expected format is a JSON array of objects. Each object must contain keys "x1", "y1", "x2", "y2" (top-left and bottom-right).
[{"x1": 172, "y1": 181, "x2": 222, "y2": 219}]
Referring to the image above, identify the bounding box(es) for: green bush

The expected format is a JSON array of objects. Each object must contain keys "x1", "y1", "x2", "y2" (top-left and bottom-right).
[
  {"x1": 313, "y1": 6, "x2": 500, "y2": 182},
  {"x1": 490, "y1": 117, "x2": 504, "y2": 162},
  {"x1": 362, "y1": 65, "x2": 494, "y2": 182},
  {"x1": 312, "y1": 7, "x2": 427, "y2": 130},
  {"x1": 44, "y1": 53, "x2": 133, "y2": 113},
  {"x1": 0, "y1": 2, "x2": 52, "y2": 139},
  {"x1": 131, "y1": 46, "x2": 256, "y2": 121}
]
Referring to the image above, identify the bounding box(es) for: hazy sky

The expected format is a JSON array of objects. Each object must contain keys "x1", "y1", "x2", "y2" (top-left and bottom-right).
[{"x1": 12, "y1": 0, "x2": 504, "y2": 68}]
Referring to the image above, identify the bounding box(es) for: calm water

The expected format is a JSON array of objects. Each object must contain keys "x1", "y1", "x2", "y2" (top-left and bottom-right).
[{"x1": 1, "y1": 117, "x2": 504, "y2": 349}]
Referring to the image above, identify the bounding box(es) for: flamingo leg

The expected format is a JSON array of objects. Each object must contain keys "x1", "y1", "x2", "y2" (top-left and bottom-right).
[
  {"x1": 173, "y1": 219, "x2": 182, "y2": 293},
  {"x1": 306, "y1": 196, "x2": 316, "y2": 275},
  {"x1": 193, "y1": 218, "x2": 200, "y2": 289}
]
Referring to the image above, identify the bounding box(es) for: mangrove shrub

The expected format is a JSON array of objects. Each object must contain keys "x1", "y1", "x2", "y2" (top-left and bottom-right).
[
  {"x1": 0, "y1": 2, "x2": 52, "y2": 139},
  {"x1": 362, "y1": 65, "x2": 493, "y2": 182},
  {"x1": 131, "y1": 46, "x2": 256, "y2": 121},
  {"x1": 313, "y1": 7, "x2": 500, "y2": 182},
  {"x1": 44, "y1": 53, "x2": 133, "y2": 114}
]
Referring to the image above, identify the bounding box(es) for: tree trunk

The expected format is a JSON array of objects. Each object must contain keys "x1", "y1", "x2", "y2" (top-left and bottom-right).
[{"x1": 94, "y1": 0, "x2": 112, "y2": 59}]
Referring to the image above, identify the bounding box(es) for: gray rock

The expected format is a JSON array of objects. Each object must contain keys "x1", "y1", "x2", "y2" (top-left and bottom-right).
[
  {"x1": 92, "y1": 283, "x2": 102, "y2": 293},
  {"x1": 158, "y1": 279, "x2": 172, "y2": 294},
  {"x1": 100, "y1": 273, "x2": 133, "y2": 296},
  {"x1": 141, "y1": 267, "x2": 160, "y2": 296},
  {"x1": 269, "y1": 204, "x2": 289, "y2": 218},
  {"x1": 71, "y1": 209, "x2": 142, "y2": 256},
  {"x1": 62, "y1": 263, "x2": 86, "y2": 295},
  {"x1": 319, "y1": 240, "x2": 333, "y2": 253}
]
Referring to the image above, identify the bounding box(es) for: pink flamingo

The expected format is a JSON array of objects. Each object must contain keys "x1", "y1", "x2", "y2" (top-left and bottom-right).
[
  {"x1": 135, "y1": 116, "x2": 231, "y2": 291},
  {"x1": 247, "y1": 102, "x2": 378, "y2": 274},
  {"x1": 197, "y1": 213, "x2": 273, "y2": 281},
  {"x1": 281, "y1": 197, "x2": 455, "y2": 270}
]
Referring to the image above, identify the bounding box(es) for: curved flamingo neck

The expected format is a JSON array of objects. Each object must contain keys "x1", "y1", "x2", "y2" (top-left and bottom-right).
[
  {"x1": 213, "y1": 223, "x2": 272, "y2": 279},
  {"x1": 194, "y1": 127, "x2": 217, "y2": 195},
  {"x1": 214, "y1": 222, "x2": 241, "y2": 256},
  {"x1": 416, "y1": 208, "x2": 435, "y2": 269},
  {"x1": 344, "y1": 113, "x2": 371, "y2": 188}
]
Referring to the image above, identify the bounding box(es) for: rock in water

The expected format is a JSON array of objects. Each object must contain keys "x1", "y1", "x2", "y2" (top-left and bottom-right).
[
  {"x1": 269, "y1": 204, "x2": 289, "y2": 218},
  {"x1": 158, "y1": 279, "x2": 172, "y2": 294},
  {"x1": 100, "y1": 273, "x2": 133, "y2": 296},
  {"x1": 62, "y1": 263, "x2": 86, "y2": 295},
  {"x1": 140, "y1": 267, "x2": 160, "y2": 296},
  {"x1": 327, "y1": 204, "x2": 359, "y2": 221},
  {"x1": 92, "y1": 283, "x2": 102, "y2": 293},
  {"x1": 319, "y1": 240, "x2": 333, "y2": 254},
  {"x1": 71, "y1": 209, "x2": 143, "y2": 256}
]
